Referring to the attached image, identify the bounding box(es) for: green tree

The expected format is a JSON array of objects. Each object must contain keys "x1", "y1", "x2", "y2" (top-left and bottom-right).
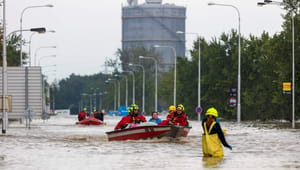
[{"x1": 0, "y1": 33, "x2": 28, "y2": 66}]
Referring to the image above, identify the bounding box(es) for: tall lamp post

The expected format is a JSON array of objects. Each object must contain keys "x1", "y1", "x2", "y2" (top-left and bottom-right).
[
  {"x1": 38, "y1": 55, "x2": 56, "y2": 66},
  {"x1": 20, "y1": 4, "x2": 54, "y2": 67},
  {"x1": 2, "y1": 0, "x2": 7, "y2": 134},
  {"x1": 123, "y1": 76, "x2": 128, "y2": 107},
  {"x1": 123, "y1": 71, "x2": 135, "y2": 104},
  {"x1": 42, "y1": 70, "x2": 56, "y2": 115},
  {"x1": 51, "y1": 85, "x2": 55, "y2": 114},
  {"x1": 106, "y1": 79, "x2": 118, "y2": 111},
  {"x1": 129, "y1": 63, "x2": 145, "y2": 113},
  {"x1": 92, "y1": 88, "x2": 99, "y2": 111},
  {"x1": 81, "y1": 93, "x2": 88, "y2": 111},
  {"x1": 208, "y1": 2, "x2": 242, "y2": 123},
  {"x1": 89, "y1": 94, "x2": 92, "y2": 113},
  {"x1": 114, "y1": 75, "x2": 128, "y2": 107},
  {"x1": 99, "y1": 91, "x2": 107, "y2": 111},
  {"x1": 98, "y1": 92, "x2": 104, "y2": 110},
  {"x1": 257, "y1": 0, "x2": 296, "y2": 128},
  {"x1": 28, "y1": 30, "x2": 55, "y2": 66},
  {"x1": 139, "y1": 56, "x2": 158, "y2": 112},
  {"x1": 101, "y1": 91, "x2": 108, "y2": 111},
  {"x1": 154, "y1": 45, "x2": 177, "y2": 106},
  {"x1": 177, "y1": 31, "x2": 201, "y2": 121},
  {"x1": 117, "y1": 81, "x2": 120, "y2": 108},
  {"x1": 34, "y1": 46, "x2": 56, "y2": 66},
  {"x1": 114, "y1": 74, "x2": 127, "y2": 107}
]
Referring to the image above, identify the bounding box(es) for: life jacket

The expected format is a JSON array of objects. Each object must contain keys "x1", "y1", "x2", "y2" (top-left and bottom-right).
[
  {"x1": 131, "y1": 115, "x2": 146, "y2": 124},
  {"x1": 170, "y1": 113, "x2": 188, "y2": 126},
  {"x1": 202, "y1": 121, "x2": 224, "y2": 157},
  {"x1": 166, "y1": 112, "x2": 174, "y2": 120}
]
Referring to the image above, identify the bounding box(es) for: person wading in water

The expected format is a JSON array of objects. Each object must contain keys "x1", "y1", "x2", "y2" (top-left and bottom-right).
[{"x1": 202, "y1": 107, "x2": 232, "y2": 157}]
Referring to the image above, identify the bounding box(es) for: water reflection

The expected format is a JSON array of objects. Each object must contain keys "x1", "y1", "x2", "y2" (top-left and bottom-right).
[
  {"x1": 202, "y1": 156, "x2": 224, "y2": 168},
  {"x1": 0, "y1": 115, "x2": 299, "y2": 170}
]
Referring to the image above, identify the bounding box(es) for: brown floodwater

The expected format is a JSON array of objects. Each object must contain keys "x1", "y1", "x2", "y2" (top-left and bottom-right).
[{"x1": 0, "y1": 115, "x2": 299, "y2": 170}]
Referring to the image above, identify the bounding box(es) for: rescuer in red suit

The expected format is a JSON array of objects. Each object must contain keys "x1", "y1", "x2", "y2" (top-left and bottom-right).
[
  {"x1": 114, "y1": 104, "x2": 147, "y2": 130},
  {"x1": 159, "y1": 104, "x2": 189, "y2": 126},
  {"x1": 78, "y1": 107, "x2": 88, "y2": 121}
]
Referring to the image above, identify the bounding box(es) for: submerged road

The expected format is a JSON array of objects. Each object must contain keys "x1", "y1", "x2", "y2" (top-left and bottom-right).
[{"x1": 0, "y1": 115, "x2": 299, "y2": 170}]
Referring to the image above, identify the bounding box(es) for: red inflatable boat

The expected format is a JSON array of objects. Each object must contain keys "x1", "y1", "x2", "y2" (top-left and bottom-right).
[
  {"x1": 106, "y1": 124, "x2": 191, "y2": 141},
  {"x1": 76, "y1": 117, "x2": 105, "y2": 125}
]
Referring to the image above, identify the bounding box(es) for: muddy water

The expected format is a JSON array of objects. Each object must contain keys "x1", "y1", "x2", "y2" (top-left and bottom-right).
[{"x1": 0, "y1": 115, "x2": 299, "y2": 170}]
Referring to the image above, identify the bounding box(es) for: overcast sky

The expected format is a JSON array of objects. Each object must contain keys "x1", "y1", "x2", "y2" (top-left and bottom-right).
[{"x1": 8, "y1": 0, "x2": 285, "y2": 83}]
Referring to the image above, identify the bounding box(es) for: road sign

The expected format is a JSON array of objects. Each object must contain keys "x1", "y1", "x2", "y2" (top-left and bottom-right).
[
  {"x1": 230, "y1": 87, "x2": 237, "y2": 97},
  {"x1": 282, "y1": 82, "x2": 291, "y2": 94},
  {"x1": 283, "y1": 82, "x2": 291, "y2": 91},
  {"x1": 196, "y1": 106, "x2": 202, "y2": 114},
  {"x1": 229, "y1": 97, "x2": 237, "y2": 107}
]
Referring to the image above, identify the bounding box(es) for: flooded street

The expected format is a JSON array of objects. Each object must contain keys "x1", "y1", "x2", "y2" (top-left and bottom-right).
[{"x1": 1, "y1": 115, "x2": 300, "y2": 170}]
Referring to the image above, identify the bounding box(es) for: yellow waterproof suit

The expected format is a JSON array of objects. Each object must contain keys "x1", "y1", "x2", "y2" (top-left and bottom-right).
[{"x1": 202, "y1": 121, "x2": 224, "y2": 157}]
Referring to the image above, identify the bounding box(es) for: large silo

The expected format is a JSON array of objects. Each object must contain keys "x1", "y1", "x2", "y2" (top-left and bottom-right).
[{"x1": 122, "y1": 0, "x2": 186, "y2": 69}]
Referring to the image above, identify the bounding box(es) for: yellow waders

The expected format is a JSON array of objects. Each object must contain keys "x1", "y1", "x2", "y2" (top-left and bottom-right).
[{"x1": 202, "y1": 121, "x2": 224, "y2": 157}]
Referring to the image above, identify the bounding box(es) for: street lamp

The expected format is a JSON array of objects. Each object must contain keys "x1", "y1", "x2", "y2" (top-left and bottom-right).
[
  {"x1": 257, "y1": 0, "x2": 282, "y2": 6},
  {"x1": 101, "y1": 91, "x2": 108, "y2": 110},
  {"x1": 42, "y1": 69, "x2": 56, "y2": 82},
  {"x1": 2, "y1": 0, "x2": 7, "y2": 134},
  {"x1": 208, "y1": 2, "x2": 242, "y2": 123},
  {"x1": 113, "y1": 75, "x2": 122, "y2": 108},
  {"x1": 123, "y1": 71, "x2": 135, "y2": 104},
  {"x1": 41, "y1": 68, "x2": 55, "y2": 115},
  {"x1": 129, "y1": 63, "x2": 145, "y2": 113},
  {"x1": 28, "y1": 30, "x2": 55, "y2": 66},
  {"x1": 82, "y1": 92, "x2": 92, "y2": 113},
  {"x1": 257, "y1": 0, "x2": 296, "y2": 128},
  {"x1": 139, "y1": 56, "x2": 158, "y2": 112},
  {"x1": 117, "y1": 81, "x2": 120, "y2": 108},
  {"x1": 98, "y1": 92, "x2": 104, "y2": 110},
  {"x1": 7, "y1": 27, "x2": 46, "y2": 38},
  {"x1": 176, "y1": 31, "x2": 201, "y2": 120},
  {"x1": 98, "y1": 91, "x2": 107, "y2": 110},
  {"x1": 38, "y1": 55, "x2": 56, "y2": 66},
  {"x1": 116, "y1": 74, "x2": 129, "y2": 107},
  {"x1": 81, "y1": 93, "x2": 88, "y2": 111},
  {"x1": 154, "y1": 45, "x2": 177, "y2": 106},
  {"x1": 34, "y1": 46, "x2": 56, "y2": 66},
  {"x1": 50, "y1": 85, "x2": 55, "y2": 114},
  {"x1": 41, "y1": 65, "x2": 56, "y2": 69},
  {"x1": 120, "y1": 75, "x2": 128, "y2": 107},
  {"x1": 91, "y1": 88, "x2": 99, "y2": 111},
  {"x1": 7, "y1": 27, "x2": 46, "y2": 67},
  {"x1": 106, "y1": 78, "x2": 118, "y2": 111},
  {"x1": 117, "y1": 76, "x2": 128, "y2": 107},
  {"x1": 20, "y1": 4, "x2": 54, "y2": 67}
]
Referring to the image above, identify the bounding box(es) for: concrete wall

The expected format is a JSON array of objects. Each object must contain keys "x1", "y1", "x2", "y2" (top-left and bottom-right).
[{"x1": 0, "y1": 66, "x2": 42, "y2": 119}]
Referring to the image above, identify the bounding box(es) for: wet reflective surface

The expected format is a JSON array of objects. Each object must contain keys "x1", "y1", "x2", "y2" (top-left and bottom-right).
[{"x1": 1, "y1": 115, "x2": 300, "y2": 170}]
